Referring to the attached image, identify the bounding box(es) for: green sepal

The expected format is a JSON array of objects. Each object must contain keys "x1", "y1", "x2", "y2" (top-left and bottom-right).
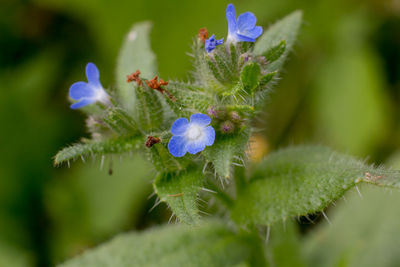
[
  {"x1": 203, "y1": 131, "x2": 250, "y2": 179},
  {"x1": 164, "y1": 82, "x2": 214, "y2": 116},
  {"x1": 153, "y1": 170, "x2": 203, "y2": 224},
  {"x1": 102, "y1": 107, "x2": 138, "y2": 135},
  {"x1": 135, "y1": 84, "x2": 163, "y2": 131},
  {"x1": 205, "y1": 56, "x2": 225, "y2": 84},
  {"x1": 264, "y1": 40, "x2": 286, "y2": 63},
  {"x1": 259, "y1": 71, "x2": 277, "y2": 87},
  {"x1": 240, "y1": 62, "x2": 261, "y2": 95},
  {"x1": 148, "y1": 143, "x2": 189, "y2": 173}
]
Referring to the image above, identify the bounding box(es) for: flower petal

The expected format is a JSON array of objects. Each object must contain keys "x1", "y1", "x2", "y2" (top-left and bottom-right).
[
  {"x1": 237, "y1": 12, "x2": 257, "y2": 32},
  {"x1": 226, "y1": 4, "x2": 237, "y2": 34},
  {"x1": 246, "y1": 26, "x2": 263, "y2": 39},
  {"x1": 186, "y1": 139, "x2": 206, "y2": 155},
  {"x1": 168, "y1": 135, "x2": 187, "y2": 157},
  {"x1": 69, "y1": 81, "x2": 96, "y2": 100},
  {"x1": 204, "y1": 126, "x2": 215, "y2": 146},
  {"x1": 216, "y1": 38, "x2": 225, "y2": 45},
  {"x1": 70, "y1": 98, "x2": 95, "y2": 109},
  {"x1": 86, "y1": 62, "x2": 102, "y2": 87},
  {"x1": 171, "y1": 118, "x2": 189, "y2": 136},
  {"x1": 235, "y1": 33, "x2": 256, "y2": 42},
  {"x1": 190, "y1": 113, "x2": 211, "y2": 126}
]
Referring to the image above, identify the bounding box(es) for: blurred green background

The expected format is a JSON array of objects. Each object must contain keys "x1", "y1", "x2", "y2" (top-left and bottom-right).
[{"x1": 1, "y1": 0, "x2": 400, "y2": 266}]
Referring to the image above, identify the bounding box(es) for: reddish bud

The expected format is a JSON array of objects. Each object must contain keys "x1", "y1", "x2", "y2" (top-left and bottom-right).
[
  {"x1": 198, "y1": 27, "x2": 209, "y2": 44},
  {"x1": 145, "y1": 136, "x2": 161, "y2": 148},
  {"x1": 127, "y1": 70, "x2": 142, "y2": 86}
]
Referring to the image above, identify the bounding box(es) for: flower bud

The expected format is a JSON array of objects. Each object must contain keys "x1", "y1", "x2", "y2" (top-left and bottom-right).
[{"x1": 220, "y1": 120, "x2": 235, "y2": 134}]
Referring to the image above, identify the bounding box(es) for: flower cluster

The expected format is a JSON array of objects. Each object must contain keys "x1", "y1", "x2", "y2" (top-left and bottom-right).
[{"x1": 68, "y1": 3, "x2": 263, "y2": 157}]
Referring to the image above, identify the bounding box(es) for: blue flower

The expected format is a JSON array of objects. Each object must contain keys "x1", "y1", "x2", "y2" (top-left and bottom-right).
[
  {"x1": 168, "y1": 113, "x2": 215, "y2": 157},
  {"x1": 205, "y1": 34, "x2": 224, "y2": 53},
  {"x1": 226, "y1": 3, "x2": 263, "y2": 43},
  {"x1": 69, "y1": 63, "x2": 110, "y2": 109}
]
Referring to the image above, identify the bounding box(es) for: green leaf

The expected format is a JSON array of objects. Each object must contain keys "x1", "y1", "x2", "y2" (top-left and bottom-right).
[
  {"x1": 165, "y1": 81, "x2": 214, "y2": 116},
  {"x1": 58, "y1": 221, "x2": 254, "y2": 267},
  {"x1": 148, "y1": 143, "x2": 189, "y2": 173},
  {"x1": 203, "y1": 132, "x2": 249, "y2": 179},
  {"x1": 54, "y1": 136, "x2": 144, "y2": 165},
  {"x1": 304, "y1": 185, "x2": 400, "y2": 267},
  {"x1": 240, "y1": 63, "x2": 261, "y2": 94},
  {"x1": 116, "y1": 22, "x2": 157, "y2": 113},
  {"x1": 232, "y1": 145, "x2": 400, "y2": 226},
  {"x1": 102, "y1": 107, "x2": 137, "y2": 135},
  {"x1": 264, "y1": 40, "x2": 286, "y2": 63},
  {"x1": 259, "y1": 72, "x2": 277, "y2": 87},
  {"x1": 135, "y1": 84, "x2": 163, "y2": 131},
  {"x1": 154, "y1": 170, "x2": 203, "y2": 224},
  {"x1": 254, "y1": 11, "x2": 302, "y2": 72}
]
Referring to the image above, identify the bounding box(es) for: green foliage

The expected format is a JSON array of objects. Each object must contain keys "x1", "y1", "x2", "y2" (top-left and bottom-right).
[
  {"x1": 102, "y1": 107, "x2": 137, "y2": 135},
  {"x1": 134, "y1": 84, "x2": 164, "y2": 131},
  {"x1": 240, "y1": 63, "x2": 261, "y2": 95},
  {"x1": 116, "y1": 22, "x2": 157, "y2": 113},
  {"x1": 154, "y1": 170, "x2": 203, "y2": 225},
  {"x1": 304, "y1": 185, "x2": 400, "y2": 267},
  {"x1": 232, "y1": 145, "x2": 400, "y2": 226},
  {"x1": 165, "y1": 82, "x2": 213, "y2": 116},
  {"x1": 54, "y1": 136, "x2": 143, "y2": 165},
  {"x1": 148, "y1": 143, "x2": 188, "y2": 173},
  {"x1": 264, "y1": 40, "x2": 286, "y2": 63},
  {"x1": 259, "y1": 72, "x2": 277, "y2": 87},
  {"x1": 203, "y1": 132, "x2": 249, "y2": 179},
  {"x1": 58, "y1": 221, "x2": 255, "y2": 267},
  {"x1": 254, "y1": 11, "x2": 303, "y2": 72}
]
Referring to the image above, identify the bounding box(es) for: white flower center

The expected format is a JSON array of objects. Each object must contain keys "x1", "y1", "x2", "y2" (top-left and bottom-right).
[
  {"x1": 186, "y1": 124, "x2": 203, "y2": 141},
  {"x1": 95, "y1": 87, "x2": 110, "y2": 104}
]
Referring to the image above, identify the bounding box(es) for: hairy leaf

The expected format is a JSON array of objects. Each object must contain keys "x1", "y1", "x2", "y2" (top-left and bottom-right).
[
  {"x1": 154, "y1": 170, "x2": 203, "y2": 224},
  {"x1": 203, "y1": 132, "x2": 249, "y2": 179},
  {"x1": 254, "y1": 11, "x2": 302, "y2": 72},
  {"x1": 102, "y1": 107, "x2": 137, "y2": 135},
  {"x1": 166, "y1": 81, "x2": 214, "y2": 116},
  {"x1": 135, "y1": 84, "x2": 163, "y2": 131},
  {"x1": 148, "y1": 143, "x2": 189, "y2": 173},
  {"x1": 116, "y1": 22, "x2": 157, "y2": 113},
  {"x1": 232, "y1": 145, "x2": 400, "y2": 226},
  {"x1": 54, "y1": 136, "x2": 143, "y2": 165},
  {"x1": 58, "y1": 221, "x2": 254, "y2": 267}
]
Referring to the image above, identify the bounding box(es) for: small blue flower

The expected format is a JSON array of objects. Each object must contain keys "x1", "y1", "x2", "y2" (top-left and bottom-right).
[
  {"x1": 168, "y1": 113, "x2": 215, "y2": 157},
  {"x1": 205, "y1": 34, "x2": 224, "y2": 53},
  {"x1": 226, "y1": 3, "x2": 263, "y2": 43},
  {"x1": 69, "y1": 63, "x2": 110, "y2": 109}
]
